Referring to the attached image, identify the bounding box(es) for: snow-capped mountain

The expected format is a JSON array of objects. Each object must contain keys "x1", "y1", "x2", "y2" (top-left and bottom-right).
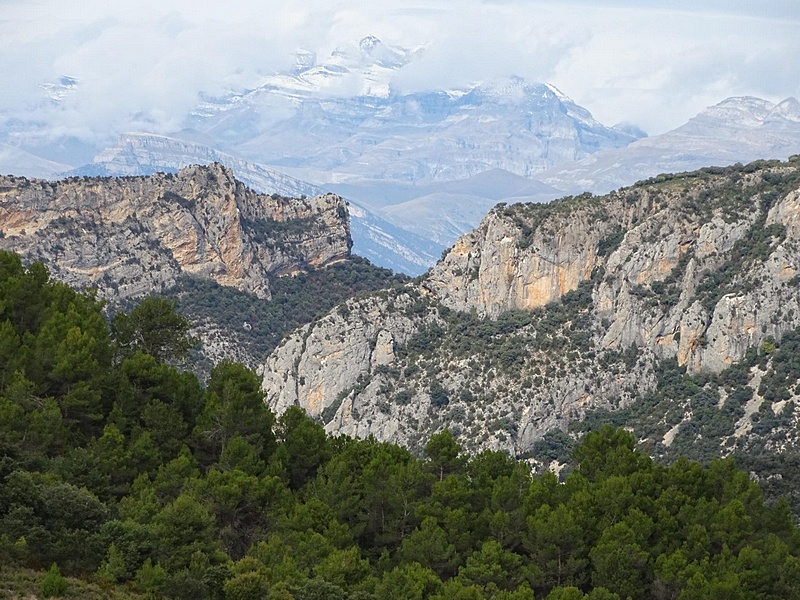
[
  {"x1": 39, "y1": 76, "x2": 79, "y2": 102},
  {"x1": 189, "y1": 76, "x2": 641, "y2": 184},
  {"x1": 186, "y1": 36, "x2": 420, "y2": 148},
  {"x1": 195, "y1": 36, "x2": 415, "y2": 112},
  {"x1": 3, "y1": 36, "x2": 800, "y2": 276},
  {"x1": 177, "y1": 37, "x2": 641, "y2": 185},
  {"x1": 539, "y1": 96, "x2": 800, "y2": 194}
]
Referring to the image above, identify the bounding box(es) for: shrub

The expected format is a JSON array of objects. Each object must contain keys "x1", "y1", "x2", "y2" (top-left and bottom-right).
[{"x1": 40, "y1": 563, "x2": 68, "y2": 598}]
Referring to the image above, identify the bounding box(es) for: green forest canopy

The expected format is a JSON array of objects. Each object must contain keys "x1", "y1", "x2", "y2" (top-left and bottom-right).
[{"x1": 1, "y1": 250, "x2": 800, "y2": 600}]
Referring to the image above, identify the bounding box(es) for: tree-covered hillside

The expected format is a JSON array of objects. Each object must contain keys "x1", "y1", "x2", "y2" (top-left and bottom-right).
[
  {"x1": 2, "y1": 250, "x2": 800, "y2": 600},
  {"x1": 164, "y1": 256, "x2": 408, "y2": 369}
]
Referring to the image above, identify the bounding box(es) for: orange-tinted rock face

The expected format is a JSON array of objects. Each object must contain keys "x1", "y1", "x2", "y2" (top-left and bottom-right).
[
  {"x1": 259, "y1": 160, "x2": 800, "y2": 456},
  {"x1": 0, "y1": 163, "x2": 351, "y2": 302}
]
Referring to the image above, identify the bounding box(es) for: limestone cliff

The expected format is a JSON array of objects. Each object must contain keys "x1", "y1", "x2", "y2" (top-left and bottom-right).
[
  {"x1": 260, "y1": 158, "x2": 800, "y2": 456},
  {"x1": 427, "y1": 161, "x2": 800, "y2": 374},
  {"x1": 0, "y1": 163, "x2": 351, "y2": 302}
]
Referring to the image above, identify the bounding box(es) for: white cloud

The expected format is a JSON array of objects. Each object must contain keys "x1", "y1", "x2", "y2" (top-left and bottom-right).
[{"x1": 1, "y1": 0, "x2": 798, "y2": 143}]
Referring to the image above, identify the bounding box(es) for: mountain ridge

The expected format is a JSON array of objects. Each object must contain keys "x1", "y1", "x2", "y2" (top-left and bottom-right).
[
  {"x1": 541, "y1": 95, "x2": 800, "y2": 194},
  {"x1": 0, "y1": 162, "x2": 351, "y2": 302},
  {"x1": 259, "y1": 157, "x2": 800, "y2": 459},
  {"x1": 68, "y1": 132, "x2": 437, "y2": 274}
]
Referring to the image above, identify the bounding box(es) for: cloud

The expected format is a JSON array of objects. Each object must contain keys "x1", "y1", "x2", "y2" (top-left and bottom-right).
[
  {"x1": 1, "y1": 0, "x2": 798, "y2": 146},
  {"x1": 1, "y1": 1, "x2": 318, "y2": 139},
  {"x1": 545, "y1": 4, "x2": 800, "y2": 132}
]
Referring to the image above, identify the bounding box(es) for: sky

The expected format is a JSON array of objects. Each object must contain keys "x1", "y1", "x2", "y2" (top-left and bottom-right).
[{"x1": 1, "y1": 0, "x2": 798, "y2": 143}]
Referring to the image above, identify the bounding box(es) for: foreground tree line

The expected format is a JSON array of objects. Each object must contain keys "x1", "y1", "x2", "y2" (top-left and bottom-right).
[{"x1": 1, "y1": 250, "x2": 799, "y2": 600}]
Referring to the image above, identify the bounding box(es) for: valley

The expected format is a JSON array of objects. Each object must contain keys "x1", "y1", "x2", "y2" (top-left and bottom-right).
[
  {"x1": 2, "y1": 17, "x2": 800, "y2": 597},
  {"x1": 2, "y1": 150, "x2": 800, "y2": 600}
]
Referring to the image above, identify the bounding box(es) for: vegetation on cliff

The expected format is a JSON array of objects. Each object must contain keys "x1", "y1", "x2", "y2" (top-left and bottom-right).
[
  {"x1": 2, "y1": 251, "x2": 800, "y2": 600},
  {"x1": 259, "y1": 158, "x2": 800, "y2": 469},
  {"x1": 165, "y1": 256, "x2": 408, "y2": 365}
]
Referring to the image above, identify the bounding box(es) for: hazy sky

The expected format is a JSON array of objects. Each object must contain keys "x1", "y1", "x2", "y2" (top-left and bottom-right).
[{"x1": 2, "y1": 0, "x2": 798, "y2": 140}]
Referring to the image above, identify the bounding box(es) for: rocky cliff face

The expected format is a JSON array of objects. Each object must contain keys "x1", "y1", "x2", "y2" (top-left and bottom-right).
[
  {"x1": 260, "y1": 158, "x2": 800, "y2": 456},
  {"x1": 428, "y1": 163, "x2": 800, "y2": 373},
  {"x1": 0, "y1": 163, "x2": 351, "y2": 302}
]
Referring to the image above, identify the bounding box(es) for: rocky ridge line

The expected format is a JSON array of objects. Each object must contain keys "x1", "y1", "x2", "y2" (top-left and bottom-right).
[
  {"x1": 260, "y1": 158, "x2": 800, "y2": 456},
  {"x1": 0, "y1": 163, "x2": 351, "y2": 302}
]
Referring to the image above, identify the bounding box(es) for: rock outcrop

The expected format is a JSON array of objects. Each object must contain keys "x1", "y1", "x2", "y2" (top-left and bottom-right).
[
  {"x1": 427, "y1": 161, "x2": 800, "y2": 372},
  {"x1": 0, "y1": 163, "x2": 351, "y2": 301},
  {"x1": 260, "y1": 158, "x2": 800, "y2": 455}
]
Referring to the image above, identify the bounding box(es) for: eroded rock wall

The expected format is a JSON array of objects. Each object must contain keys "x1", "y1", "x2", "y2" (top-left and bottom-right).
[
  {"x1": 260, "y1": 160, "x2": 800, "y2": 455},
  {"x1": 0, "y1": 163, "x2": 351, "y2": 301}
]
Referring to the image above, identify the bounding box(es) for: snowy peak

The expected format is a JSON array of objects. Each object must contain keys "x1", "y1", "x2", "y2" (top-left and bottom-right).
[
  {"x1": 291, "y1": 49, "x2": 317, "y2": 75},
  {"x1": 265, "y1": 36, "x2": 414, "y2": 99},
  {"x1": 768, "y1": 97, "x2": 800, "y2": 123},
  {"x1": 693, "y1": 96, "x2": 779, "y2": 127},
  {"x1": 358, "y1": 35, "x2": 382, "y2": 53},
  {"x1": 356, "y1": 35, "x2": 411, "y2": 68},
  {"x1": 539, "y1": 94, "x2": 800, "y2": 195},
  {"x1": 544, "y1": 82, "x2": 572, "y2": 103},
  {"x1": 676, "y1": 96, "x2": 800, "y2": 135},
  {"x1": 38, "y1": 76, "x2": 79, "y2": 102}
]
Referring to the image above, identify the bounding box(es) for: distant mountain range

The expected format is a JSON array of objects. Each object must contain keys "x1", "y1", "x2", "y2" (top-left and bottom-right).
[
  {"x1": 186, "y1": 35, "x2": 639, "y2": 182},
  {"x1": 1, "y1": 37, "x2": 799, "y2": 274},
  {"x1": 539, "y1": 96, "x2": 800, "y2": 194}
]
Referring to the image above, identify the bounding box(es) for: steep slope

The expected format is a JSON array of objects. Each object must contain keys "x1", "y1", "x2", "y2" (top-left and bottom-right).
[
  {"x1": 0, "y1": 163, "x2": 350, "y2": 302},
  {"x1": 260, "y1": 158, "x2": 800, "y2": 457},
  {"x1": 540, "y1": 96, "x2": 800, "y2": 194}
]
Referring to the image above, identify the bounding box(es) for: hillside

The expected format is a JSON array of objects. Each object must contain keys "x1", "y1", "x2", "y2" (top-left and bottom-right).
[
  {"x1": 260, "y1": 158, "x2": 800, "y2": 469},
  {"x1": 0, "y1": 163, "x2": 407, "y2": 367},
  {"x1": 1, "y1": 259, "x2": 798, "y2": 599}
]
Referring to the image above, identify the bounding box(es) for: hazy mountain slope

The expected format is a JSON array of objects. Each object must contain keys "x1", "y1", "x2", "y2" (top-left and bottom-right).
[
  {"x1": 380, "y1": 192, "x2": 508, "y2": 246},
  {"x1": 225, "y1": 79, "x2": 640, "y2": 184},
  {"x1": 0, "y1": 142, "x2": 71, "y2": 179},
  {"x1": 540, "y1": 96, "x2": 800, "y2": 194},
  {"x1": 260, "y1": 158, "x2": 800, "y2": 458},
  {"x1": 330, "y1": 168, "x2": 564, "y2": 254},
  {"x1": 347, "y1": 202, "x2": 442, "y2": 275},
  {"x1": 328, "y1": 168, "x2": 562, "y2": 210}
]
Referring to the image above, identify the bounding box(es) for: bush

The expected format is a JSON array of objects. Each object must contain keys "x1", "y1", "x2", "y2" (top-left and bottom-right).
[{"x1": 40, "y1": 563, "x2": 68, "y2": 598}]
